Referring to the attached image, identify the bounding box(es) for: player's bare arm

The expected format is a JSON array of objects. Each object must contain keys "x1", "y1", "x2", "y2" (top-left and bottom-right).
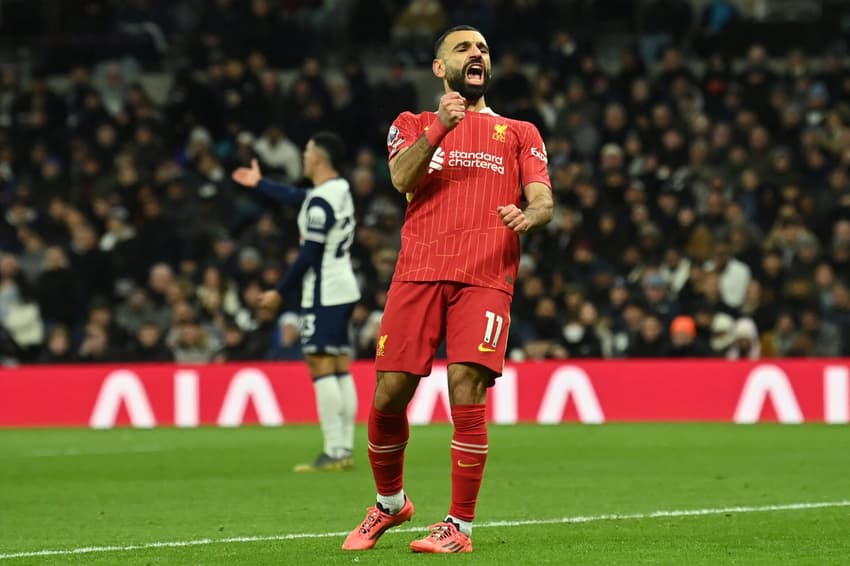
[
  {"x1": 389, "y1": 92, "x2": 466, "y2": 193},
  {"x1": 497, "y1": 182, "x2": 553, "y2": 233}
]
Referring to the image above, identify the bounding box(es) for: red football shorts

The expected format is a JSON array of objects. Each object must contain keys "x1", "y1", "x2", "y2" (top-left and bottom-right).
[{"x1": 375, "y1": 281, "x2": 512, "y2": 377}]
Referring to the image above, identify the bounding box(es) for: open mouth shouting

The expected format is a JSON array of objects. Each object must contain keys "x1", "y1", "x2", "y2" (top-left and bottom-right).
[
  {"x1": 447, "y1": 57, "x2": 490, "y2": 102},
  {"x1": 465, "y1": 61, "x2": 486, "y2": 86}
]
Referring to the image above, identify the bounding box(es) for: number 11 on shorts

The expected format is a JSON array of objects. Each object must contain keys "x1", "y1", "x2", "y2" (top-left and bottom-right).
[{"x1": 482, "y1": 310, "x2": 504, "y2": 350}]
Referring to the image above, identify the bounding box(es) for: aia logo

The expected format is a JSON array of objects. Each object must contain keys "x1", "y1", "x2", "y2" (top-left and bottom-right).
[{"x1": 428, "y1": 147, "x2": 445, "y2": 173}]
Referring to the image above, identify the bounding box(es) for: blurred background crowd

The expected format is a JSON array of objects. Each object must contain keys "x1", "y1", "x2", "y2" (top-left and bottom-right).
[{"x1": 2, "y1": 0, "x2": 850, "y2": 365}]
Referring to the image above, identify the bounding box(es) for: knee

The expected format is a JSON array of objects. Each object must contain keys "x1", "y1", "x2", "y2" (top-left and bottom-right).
[
  {"x1": 373, "y1": 372, "x2": 418, "y2": 413},
  {"x1": 373, "y1": 388, "x2": 404, "y2": 412},
  {"x1": 305, "y1": 355, "x2": 336, "y2": 378},
  {"x1": 448, "y1": 364, "x2": 489, "y2": 405}
]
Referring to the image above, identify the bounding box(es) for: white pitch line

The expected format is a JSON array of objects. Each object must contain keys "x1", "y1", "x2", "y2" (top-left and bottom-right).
[
  {"x1": 21, "y1": 446, "x2": 165, "y2": 458},
  {"x1": 0, "y1": 500, "x2": 847, "y2": 560}
]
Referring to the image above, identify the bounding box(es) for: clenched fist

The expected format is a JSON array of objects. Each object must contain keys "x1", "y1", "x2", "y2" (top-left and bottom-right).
[
  {"x1": 497, "y1": 205, "x2": 530, "y2": 233},
  {"x1": 437, "y1": 92, "x2": 466, "y2": 130}
]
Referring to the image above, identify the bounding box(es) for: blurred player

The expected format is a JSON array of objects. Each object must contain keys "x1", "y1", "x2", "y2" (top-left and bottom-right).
[
  {"x1": 342, "y1": 26, "x2": 553, "y2": 553},
  {"x1": 232, "y1": 132, "x2": 360, "y2": 471}
]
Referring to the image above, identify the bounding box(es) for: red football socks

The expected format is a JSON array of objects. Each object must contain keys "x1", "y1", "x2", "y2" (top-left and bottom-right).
[
  {"x1": 368, "y1": 406, "x2": 409, "y2": 496},
  {"x1": 449, "y1": 404, "x2": 488, "y2": 522}
]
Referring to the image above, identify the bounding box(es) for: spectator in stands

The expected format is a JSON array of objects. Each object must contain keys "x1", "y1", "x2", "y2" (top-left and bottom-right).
[
  {"x1": 628, "y1": 313, "x2": 669, "y2": 358},
  {"x1": 99, "y1": 206, "x2": 141, "y2": 285},
  {"x1": 239, "y1": 214, "x2": 284, "y2": 265},
  {"x1": 609, "y1": 299, "x2": 642, "y2": 357},
  {"x1": 519, "y1": 297, "x2": 568, "y2": 360},
  {"x1": 489, "y1": 52, "x2": 532, "y2": 117},
  {"x1": 762, "y1": 311, "x2": 800, "y2": 357},
  {"x1": 659, "y1": 246, "x2": 691, "y2": 297},
  {"x1": 116, "y1": 287, "x2": 168, "y2": 335},
  {"x1": 391, "y1": 0, "x2": 447, "y2": 64},
  {"x1": 35, "y1": 246, "x2": 76, "y2": 327},
  {"x1": 77, "y1": 322, "x2": 121, "y2": 363},
  {"x1": 5, "y1": 7, "x2": 850, "y2": 364},
  {"x1": 253, "y1": 125, "x2": 302, "y2": 182},
  {"x1": 196, "y1": 264, "x2": 240, "y2": 319},
  {"x1": 37, "y1": 324, "x2": 75, "y2": 364},
  {"x1": 0, "y1": 254, "x2": 27, "y2": 323},
  {"x1": 213, "y1": 317, "x2": 258, "y2": 362},
  {"x1": 374, "y1": 59, "x2": 418, "y2": 139},
  {"x1": 171, "y1": 318, "x2": 220, "y2": 363},
  {"x1": 798, "y1": 306, "x2": 842, "y2": 357},
  {"x1": 126, "y1": 320, "x2": 173, "y2": 362},
  {"x1": 240, "y1": 0, "x2": 288, "y2": 70},
  {"x1": 641, "y1": 271, "x2": 679, "y2": 324},
  {"x1": 727, "y1": 317, "x2": 760, "y2": 360},
  {"x1": 563, "y1": 301, "x2": 605, "y2": 358},
  {"x1": 709, "y1": 312, "x2": 736, "y2": 356},
  {"x1": 667, "y1": 315, "x2": 712, "y2": 357},
  {"x1": 268, "y1": 311, "x2": 303, "y2": 361}
]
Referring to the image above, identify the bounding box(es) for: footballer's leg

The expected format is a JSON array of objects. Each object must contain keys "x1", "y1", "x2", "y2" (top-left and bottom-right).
[
  {"x1": 335, "y1": 354, "x2": 357, "y2": 468},
  {"x1": 408, "y1": 362, "x2": 486, "y2": 554},
  {"x1": 343, "y1": 283, "x2": 445, "y2": 550},
  {"x1": 294, "y1": 352, "x2": 348, "y2": 472},
  {"x1": 409, "y1": 285, "x2": 508, "y2": 553},
  {"x1": 332, "y1": 303, "x2": 358, "y2": 467},
  {"x1": 296, "y1": 304, "x2": 357, "y2": 472},
  {"x1": 342, "y1": 371, "x2": 419, "y2": 551}
]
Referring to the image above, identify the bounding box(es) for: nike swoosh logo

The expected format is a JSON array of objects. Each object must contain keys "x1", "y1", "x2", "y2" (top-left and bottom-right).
[
  {"x1": 457, "y1": 460, "x2": 481, "y2": 468},
  {"x1": 477, "y1": 343, "x2": 496, "y2": 353}
]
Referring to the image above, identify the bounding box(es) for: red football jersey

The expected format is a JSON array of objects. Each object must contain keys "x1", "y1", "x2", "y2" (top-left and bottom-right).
[{"x1": 386, "y1": 108, "x2": 551, "y2": 294}]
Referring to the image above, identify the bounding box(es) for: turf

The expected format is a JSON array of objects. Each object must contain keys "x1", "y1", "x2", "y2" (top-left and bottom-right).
[{"x1": 0, "y1": 424, "x2": 848, "y2": 565}]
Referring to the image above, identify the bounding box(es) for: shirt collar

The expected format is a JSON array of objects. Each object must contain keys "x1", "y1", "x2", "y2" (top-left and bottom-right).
[{"x1": 432, "y1": 106, "x2": 499, "y2": 116}]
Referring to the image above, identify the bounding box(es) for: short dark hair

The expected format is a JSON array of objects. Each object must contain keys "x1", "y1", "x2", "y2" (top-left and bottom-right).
[
  {"x1": 434, "y1": 25, "x2": 481, "y2": 57},
  {"x1": 310, "y1": 131, "x2": 345, "y2": 172}
]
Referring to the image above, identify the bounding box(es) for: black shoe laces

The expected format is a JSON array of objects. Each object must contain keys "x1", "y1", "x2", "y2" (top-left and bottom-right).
[
  {"x1": 428, "y1": 521, "x2": 458, "y2": 542},
  {"x1": 359, "y1": 507, "x2": 385, "y2": 535}
]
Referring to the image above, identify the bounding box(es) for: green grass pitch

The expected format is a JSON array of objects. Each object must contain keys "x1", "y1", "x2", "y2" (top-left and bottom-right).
[{"x1": 0, "y1": 424, "x2": 848, "y2": 565}]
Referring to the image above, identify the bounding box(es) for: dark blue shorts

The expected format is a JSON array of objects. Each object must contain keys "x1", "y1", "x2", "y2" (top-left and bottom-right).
[{"x1": 300, "y1": 302, "x2": 356, "y2": 356}]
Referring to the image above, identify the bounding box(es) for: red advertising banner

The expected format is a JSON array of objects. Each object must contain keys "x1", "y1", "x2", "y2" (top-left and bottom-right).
[{"x1": 0, "y1": 360, "x2": 847, "y2": 428}]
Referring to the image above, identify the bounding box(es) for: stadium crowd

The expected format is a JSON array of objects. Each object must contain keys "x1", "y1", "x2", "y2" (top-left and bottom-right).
[{"x1": 2, "y1": 0, "x2": 850, "y2": 364}]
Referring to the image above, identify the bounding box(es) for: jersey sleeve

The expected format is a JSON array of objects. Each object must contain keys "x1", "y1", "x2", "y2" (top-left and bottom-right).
[
  {"x1": 276, "y1": 240, "x2": 322, "y2": 297},
  {"x1": 518, "y1": 124, "x2": 552, "y2": 188},
  {"x1": 303, "y1": 196, "x2": 335, "y2": 244},
  {"x1": 387, "y1": 111, "x2": 422, "y2": 160},
  {"x1": 257, "y1": 178, "x2": 306, "y2": 205}
]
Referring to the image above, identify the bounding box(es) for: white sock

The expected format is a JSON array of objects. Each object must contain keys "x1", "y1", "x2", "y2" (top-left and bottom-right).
[
  {"x1": 337, "y1": 373, "x2": 358, "y2": 454},
  {"x1": 446, "y1": 514, "x2": 472, "y2": 537},
  {"x1": 313, "y1": 375, "x2": 345, "y2": 458},
  {"x1": 376, "y1": 490, "x2": 405, "y2": 515}
]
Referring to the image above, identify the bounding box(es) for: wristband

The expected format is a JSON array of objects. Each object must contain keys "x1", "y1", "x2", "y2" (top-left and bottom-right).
[{"x1": 425, "y1": 119, "x2": 449, "y2": 146}]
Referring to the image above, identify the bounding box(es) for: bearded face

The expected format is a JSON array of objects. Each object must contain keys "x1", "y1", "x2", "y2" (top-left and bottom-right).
[{"x1": 445, "y1": 57, "x2": 491, "y2": 103}]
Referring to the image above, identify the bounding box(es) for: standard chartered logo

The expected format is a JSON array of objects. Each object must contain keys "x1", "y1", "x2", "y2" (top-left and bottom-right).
[
  {"x1": 448, "y1": 150, "x2": 505, "y2": 174},
  {"x1": 428, "y1": 148, "x2": 506, "y2": 175},
  {"x1": 428, "y1": 147, "x2": 445, "y2": 173}
]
